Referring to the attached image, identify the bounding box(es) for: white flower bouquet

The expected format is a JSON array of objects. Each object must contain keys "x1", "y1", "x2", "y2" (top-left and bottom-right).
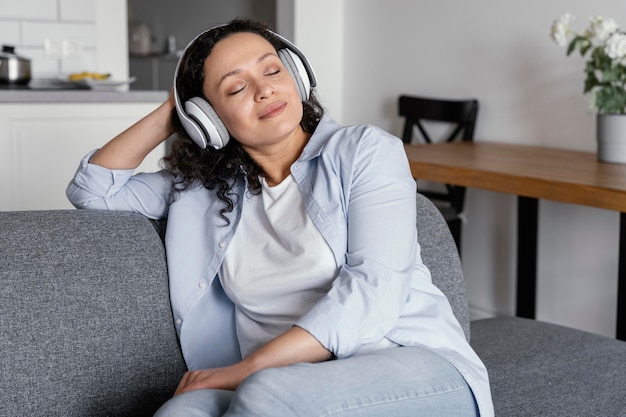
[{"x1": 551, "y1": 13, "x2": 626, "y2": 114}]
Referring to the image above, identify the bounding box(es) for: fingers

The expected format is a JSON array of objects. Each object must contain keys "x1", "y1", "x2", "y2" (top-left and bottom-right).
[
  {"x1": 173, "y1": 370, "x2": 215, "y2": 396},
  {"x1": 173, "y1": 371, "x2": 191, "y2": 396},
  {"x1": 173, "y1": 365, "x2": 247, "y2": 396}
]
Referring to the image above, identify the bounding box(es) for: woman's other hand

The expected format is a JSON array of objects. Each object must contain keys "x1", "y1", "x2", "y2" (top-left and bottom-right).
[
  {"x1": 174, "y1": 362, "x2": 254, "y2": 395},
  {"x1": 174, "y1": 326, "x2": 331, "y2": 395}
]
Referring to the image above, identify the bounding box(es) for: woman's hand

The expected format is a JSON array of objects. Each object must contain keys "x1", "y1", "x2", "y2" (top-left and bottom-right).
[
  {"x1": 174, "y1": 326, "x2": 332, "y2": 395},
  {"x1": 174, "y1": 362, "x2": 254, "y2": 395}
]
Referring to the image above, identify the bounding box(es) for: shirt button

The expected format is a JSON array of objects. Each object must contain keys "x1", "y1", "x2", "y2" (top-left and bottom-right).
[
  {"x1": 199, "y1": 281, "x2": 207, "y2": 289},
  {"x1": 175, "y1": 318, "x2": 182, "y2": 326},
  {"x1": 218, "y1": 241, "x2": 226, "y2": 249}
]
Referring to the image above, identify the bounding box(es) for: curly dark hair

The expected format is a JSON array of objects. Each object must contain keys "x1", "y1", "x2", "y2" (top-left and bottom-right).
[{"x1": 163, "y1": 18, "x2": 324, "y2": 222}]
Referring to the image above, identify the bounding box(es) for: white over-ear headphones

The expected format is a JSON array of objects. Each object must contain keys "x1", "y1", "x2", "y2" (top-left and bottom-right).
[{"x1": 173, "y1": 24, "x2": 317, "y2": 150}]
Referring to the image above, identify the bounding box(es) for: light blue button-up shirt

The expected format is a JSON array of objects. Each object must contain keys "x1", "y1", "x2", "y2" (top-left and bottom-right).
[{"x1": 67, "y1": 115, "x2": 493, "y2": 416}]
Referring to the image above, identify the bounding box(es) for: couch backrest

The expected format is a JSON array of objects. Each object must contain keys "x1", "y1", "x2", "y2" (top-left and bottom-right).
[
  {"x1": 415, "y1": 193, "x2": 471, "y2": 339},
  {"x1": 0, "y1": 210, "x2": 186, "y2": 417}
]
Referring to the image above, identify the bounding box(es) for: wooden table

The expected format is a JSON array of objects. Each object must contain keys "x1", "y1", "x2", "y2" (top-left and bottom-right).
[{"x1": 404, "y1": 141, "x2": 626, "y2": 340}]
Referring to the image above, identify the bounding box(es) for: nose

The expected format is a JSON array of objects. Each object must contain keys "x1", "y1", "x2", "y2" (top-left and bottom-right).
[{"x1": 254, "y1": 80, "x2": 275, "y2": 101}]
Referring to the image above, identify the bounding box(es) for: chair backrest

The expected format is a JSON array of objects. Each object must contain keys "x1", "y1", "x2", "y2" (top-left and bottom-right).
[
  {"x1": 415, "y1": 193, "x2": 470, "y2": 340},
  {"x1": 398, "y1": 95, "x2": 478, "y2": 213}
]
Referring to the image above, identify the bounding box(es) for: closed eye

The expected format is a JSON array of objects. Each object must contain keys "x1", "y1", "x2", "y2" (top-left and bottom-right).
[
  {"x1": 228, "y1": 84, "x2": 247, "y2": 95},
  {"x1": 228, "y1": 70, "x2": 279, "y2": 95}
]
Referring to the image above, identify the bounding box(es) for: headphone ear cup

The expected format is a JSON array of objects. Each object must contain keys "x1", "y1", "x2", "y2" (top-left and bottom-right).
[
  {"x1": 278, "y1": 48, "x2": 311, "y2": 101},
  {"x1": 184, "y1": 97, "x2": 230, "y2": 149}
]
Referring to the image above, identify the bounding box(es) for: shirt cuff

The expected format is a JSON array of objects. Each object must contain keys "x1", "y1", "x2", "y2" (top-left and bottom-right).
[
  {"x1": 295, "y1": 296, "x2": 361, "y2": 359},
  {"x1": 71, "y1": 149, "x2": 135, "y2": 198}
]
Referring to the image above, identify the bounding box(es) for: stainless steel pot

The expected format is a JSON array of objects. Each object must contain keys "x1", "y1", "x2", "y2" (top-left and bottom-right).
[{"x1": 0, "y1": 45, "x2": 31, "y2": 84}]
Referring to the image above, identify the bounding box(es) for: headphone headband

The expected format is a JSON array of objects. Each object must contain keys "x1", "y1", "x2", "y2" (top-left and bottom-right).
[{"x1": 173, "y1": 23, "x2": 317, "y2": 149}]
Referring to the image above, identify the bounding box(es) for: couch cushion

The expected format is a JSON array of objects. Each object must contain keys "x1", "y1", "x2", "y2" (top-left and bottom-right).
[
  {"x1": 471, "y1": 317, "x2": 626, "y2": 416},
  {"x1": 416, "y1": 193, "x2": 470, "y2": 339},
  {"x1": 0, "y1": 210, "x2": 186, "y2": 417}
]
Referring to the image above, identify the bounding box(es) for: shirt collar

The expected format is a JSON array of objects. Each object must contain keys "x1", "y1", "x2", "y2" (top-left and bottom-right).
[{"x1": 298, "y1": 115, "x2": 341, "y2": 162}]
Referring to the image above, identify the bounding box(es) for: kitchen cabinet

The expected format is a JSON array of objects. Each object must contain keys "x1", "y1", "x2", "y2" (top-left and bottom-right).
[
  {"x1": 129, "y1": 55, "x2": 178, "y2": 91},
  {"x1": 0, "y1": 102, "x2": 167, "y2": 211}
]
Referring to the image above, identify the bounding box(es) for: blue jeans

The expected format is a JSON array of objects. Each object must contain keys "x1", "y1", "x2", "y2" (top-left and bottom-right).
[{"x1": 154, "y1": 346, "x2": 478, "y2": 417}]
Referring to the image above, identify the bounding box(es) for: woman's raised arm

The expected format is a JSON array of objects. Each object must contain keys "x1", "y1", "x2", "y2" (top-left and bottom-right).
[{"x1": 89, "y1": 91, "x2": 176, "y2": 170}]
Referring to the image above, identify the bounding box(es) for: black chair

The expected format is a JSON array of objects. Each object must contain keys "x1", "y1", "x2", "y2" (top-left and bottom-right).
[{"x1": 398, "y1": 95, "x2": 479, "y2": 254}]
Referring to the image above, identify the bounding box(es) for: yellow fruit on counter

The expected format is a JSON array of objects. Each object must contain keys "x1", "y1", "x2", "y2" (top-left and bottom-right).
[{"x1": 68, "y1": 72, "x2": 111, "y2": 81}]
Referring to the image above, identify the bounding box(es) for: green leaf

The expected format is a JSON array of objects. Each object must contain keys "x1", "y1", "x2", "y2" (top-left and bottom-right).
[
  {"x1": 595, "y1": 86, "x2": 626, "y2": 114},
  {"x1": 603, "y1": 66, "x2": 619, "y2": 83},
  {"x1": 580, "y1": 42, "x2": 592, "y2": 56},
  {"x1": 584, "y1": 73, "x2": 599, "y2": 93},
  {"x1": 567, "y1": 36, "x2": 588, "y2": 56}
]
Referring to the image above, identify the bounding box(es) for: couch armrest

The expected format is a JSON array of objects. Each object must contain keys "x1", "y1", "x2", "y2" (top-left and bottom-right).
[{"x1": 0, "y1": 210, "x2": 186, "y2": 417}]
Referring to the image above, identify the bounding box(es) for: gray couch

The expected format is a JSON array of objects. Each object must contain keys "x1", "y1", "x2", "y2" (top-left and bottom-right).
[{"x1": 1, "y1": 194, "x2": 625, "y2": 416}]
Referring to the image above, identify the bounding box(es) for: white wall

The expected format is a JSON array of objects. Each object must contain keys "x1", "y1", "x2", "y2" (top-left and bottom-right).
[
  {"x1": 290, "y1": 0, "x2": 345, "y2": 122},
  {"x1": 286, "y1": 0, "x2": 626, "y2": 337},
  {"x1": 94, "y1": 0, "x2": 128, "y2": 81},
  {"x1": 0, "y1": 0, "x2": 127, "y2": 79}
]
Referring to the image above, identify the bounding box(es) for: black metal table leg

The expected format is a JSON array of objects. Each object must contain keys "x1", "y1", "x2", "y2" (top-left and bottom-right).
[
  {"x1": 516, "y1": 196, "x2": 538, "y2": 319},
  {"x1": 617, "y1": 213, "x2": 626, "y2": 340}
]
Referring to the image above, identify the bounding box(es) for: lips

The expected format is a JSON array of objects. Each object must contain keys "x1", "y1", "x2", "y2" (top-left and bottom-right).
[{"x1": 259, "y1": 101, "x2": 286, "y2": 119}]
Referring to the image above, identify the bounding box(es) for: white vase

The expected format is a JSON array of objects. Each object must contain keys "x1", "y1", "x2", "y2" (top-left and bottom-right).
[{"x1": 597, "y1": 114, "x2": 626, "y2": 164}]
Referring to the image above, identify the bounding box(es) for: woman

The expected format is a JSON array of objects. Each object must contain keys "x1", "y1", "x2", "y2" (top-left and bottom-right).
[{"x1": 67, "y1": 19, "x2": 493, "y2": 417}]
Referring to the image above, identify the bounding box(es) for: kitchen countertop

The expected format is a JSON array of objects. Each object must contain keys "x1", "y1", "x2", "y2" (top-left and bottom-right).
[{"x1": 0, "y1": 88, "x2": 168, "y2": 103}]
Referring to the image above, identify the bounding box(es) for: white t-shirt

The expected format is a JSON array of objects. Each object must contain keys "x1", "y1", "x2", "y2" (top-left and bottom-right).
[
  {"x1": 221, "y1": 174, "x2": 399, "y2": 357},
  {"x1": 220, "y1": 175, "x2": 338, "y2": 357}
]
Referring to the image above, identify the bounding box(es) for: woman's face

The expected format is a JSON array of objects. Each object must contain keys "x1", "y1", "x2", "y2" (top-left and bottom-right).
[{"x1": 202, "y1": 32, "x2": 306, "y2": 153}]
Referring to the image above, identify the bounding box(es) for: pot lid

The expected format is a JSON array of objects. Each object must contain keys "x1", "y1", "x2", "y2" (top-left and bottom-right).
[{"x1": 0, "y1": 45, "x2": 30, "y2": 61}]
